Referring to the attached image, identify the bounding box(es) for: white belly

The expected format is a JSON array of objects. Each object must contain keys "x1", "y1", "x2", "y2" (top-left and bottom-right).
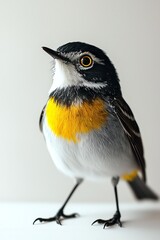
[{"x1": 42, "y1": 115, "x2": 138, "y2": 180}]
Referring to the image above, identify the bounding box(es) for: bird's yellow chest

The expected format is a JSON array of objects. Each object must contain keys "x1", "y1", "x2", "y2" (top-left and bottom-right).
[{"x1": 45, "y1": 97, "x2": 108, "y2": 142}]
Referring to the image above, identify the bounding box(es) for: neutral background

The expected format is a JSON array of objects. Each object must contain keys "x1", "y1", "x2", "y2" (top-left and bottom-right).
[{"x1": 0, "y1": 0, "x2": 159, "y2": 203}]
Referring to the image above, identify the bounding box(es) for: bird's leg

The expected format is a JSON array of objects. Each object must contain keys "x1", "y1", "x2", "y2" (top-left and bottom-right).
[
  {"x1": 33, "y1": 178, "x2": 83, "y2": 225},
  {"x1": 92, "y1": 177, "x2": 122, "y2": 228}
]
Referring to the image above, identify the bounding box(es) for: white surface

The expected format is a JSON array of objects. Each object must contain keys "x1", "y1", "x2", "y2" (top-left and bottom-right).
[
  {"x1": 0, "y1": 0, "x2": 160, "y2": 202},
  {"x1": 0, "y1": 202, "x2": 160, "y2": 240}
]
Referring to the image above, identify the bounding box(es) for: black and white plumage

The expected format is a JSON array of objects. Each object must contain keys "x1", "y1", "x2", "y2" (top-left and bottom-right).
[{"x1": 34, "y1": 42, "x2": 158, "y2": 228}]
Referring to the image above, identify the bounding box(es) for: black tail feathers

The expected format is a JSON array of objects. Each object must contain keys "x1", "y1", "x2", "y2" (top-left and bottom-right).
[{"x1": 127, "y1": 176, "x2": 159, "y2": 200}]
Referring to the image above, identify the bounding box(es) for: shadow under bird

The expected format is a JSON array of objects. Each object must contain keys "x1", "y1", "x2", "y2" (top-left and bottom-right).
[{"x1": 33, "y1": 42, "x2": 158, "y2": 228}]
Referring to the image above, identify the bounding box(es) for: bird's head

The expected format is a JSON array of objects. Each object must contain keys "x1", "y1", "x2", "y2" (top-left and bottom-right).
[{"x1": 43, "y1": 42, "x2": 121, "y2": 101}]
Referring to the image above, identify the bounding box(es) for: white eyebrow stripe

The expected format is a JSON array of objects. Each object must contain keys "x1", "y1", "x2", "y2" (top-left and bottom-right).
[
  {"x1": 62, "y1": 51, "x2": 105, "y2": 65},
  {"x1": 81, "y1": 52, "x2": 105, "y2": 65},
  {"x1": 62, "y1": 51, "x2": 81, "y2": 60},
  {"x1": 91, "y1": 55, "x2": 105, "y2": 65}
]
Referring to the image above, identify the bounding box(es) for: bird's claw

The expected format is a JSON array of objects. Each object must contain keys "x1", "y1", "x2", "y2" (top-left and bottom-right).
[
  {"x1": 33, "y1": 210, "x2": 79, "y2": 225},
  {"x1": 92, "y1": 211, "x2": 122, "y2": 228}
]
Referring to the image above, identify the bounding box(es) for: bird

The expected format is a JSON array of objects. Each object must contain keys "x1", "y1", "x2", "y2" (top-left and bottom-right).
[{"x1": 33, "y1": 41, "x2": 158, "y2": 228}]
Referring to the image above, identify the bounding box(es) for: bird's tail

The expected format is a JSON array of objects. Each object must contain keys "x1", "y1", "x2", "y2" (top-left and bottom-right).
[{"x1": 127, "y1": 176, "x2": 159, "y2": 200}]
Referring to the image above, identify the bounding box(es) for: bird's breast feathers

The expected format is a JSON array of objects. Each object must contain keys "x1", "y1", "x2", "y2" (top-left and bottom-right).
[{"x1": 45, "y1": 97, "x2": 108, "y2": 142}]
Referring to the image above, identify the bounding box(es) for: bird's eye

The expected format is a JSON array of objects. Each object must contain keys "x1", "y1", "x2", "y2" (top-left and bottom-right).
[{"x1": 80, "y1": 55, "x2": 93, "y2": 68}]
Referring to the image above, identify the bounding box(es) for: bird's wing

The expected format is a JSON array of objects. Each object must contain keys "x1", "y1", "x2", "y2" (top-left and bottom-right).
[
  {"x1": 109, "y1": 96, "x2": 146, "y2": 182},
  {"x1": 39, "y1": 105, "x2": 46, "y2": 132}
]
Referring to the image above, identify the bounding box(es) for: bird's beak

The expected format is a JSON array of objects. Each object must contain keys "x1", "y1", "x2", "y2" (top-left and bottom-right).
[{"x1": 42, "y1": 47, "x2": 69, "y2": 62}]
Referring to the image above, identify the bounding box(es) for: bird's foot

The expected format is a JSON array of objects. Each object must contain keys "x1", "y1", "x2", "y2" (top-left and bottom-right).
[
  {"x1": 33, "y1": 208, "x2": 79, "y2": 225},
  {"x1": 92, "y1": 211, "x2": 122, "y2": 228}
]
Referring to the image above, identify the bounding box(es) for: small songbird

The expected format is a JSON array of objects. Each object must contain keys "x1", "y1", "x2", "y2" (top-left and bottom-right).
[{"x1": 33, "y1": 42, "x2": 158, "y2": 228}]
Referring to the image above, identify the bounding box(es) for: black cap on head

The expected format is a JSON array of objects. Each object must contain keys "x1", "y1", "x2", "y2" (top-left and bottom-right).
[{"x1": 57, "y1": 42, "x2": 107, "y2": 60}]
